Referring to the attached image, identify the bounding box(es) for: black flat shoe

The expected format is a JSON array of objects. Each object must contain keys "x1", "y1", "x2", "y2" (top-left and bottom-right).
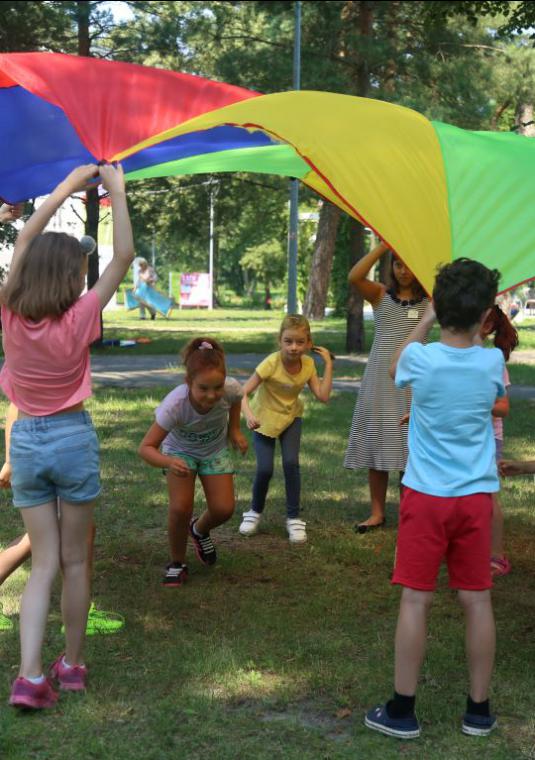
[{"x1": 355, "y1": 519, "x2": 386, "y2": 534}]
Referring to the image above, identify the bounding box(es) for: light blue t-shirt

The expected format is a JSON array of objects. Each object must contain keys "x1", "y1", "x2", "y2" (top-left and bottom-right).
[{"x1": 395, "y1": 342, "x2": 505, "y2": 497}]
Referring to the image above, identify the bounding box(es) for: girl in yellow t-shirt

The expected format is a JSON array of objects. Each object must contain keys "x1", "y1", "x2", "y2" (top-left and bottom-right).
[{"x1": 240, "y1": 315, "x2": 333, "y2": 543}]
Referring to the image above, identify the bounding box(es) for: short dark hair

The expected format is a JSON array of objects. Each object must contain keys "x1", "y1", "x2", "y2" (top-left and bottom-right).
[{"x1": 433, "y1": 258, "x2": 500, "y2": 331}]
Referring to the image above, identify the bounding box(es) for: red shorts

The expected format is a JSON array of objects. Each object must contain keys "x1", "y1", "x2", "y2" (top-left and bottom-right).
[{"x1": 392, "y1": 487, "x2": 493, "y2": 591}]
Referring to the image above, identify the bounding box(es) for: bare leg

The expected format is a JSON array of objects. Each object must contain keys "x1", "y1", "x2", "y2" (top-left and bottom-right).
[
  {"x1": 166, "y1": 471, "x2": 196, "y2": 564},
  {"x1": 458, "y1": 589, "x2": 495, "y2": 702},
  {"x1": 0, "y1": 533, "x2": 32, "y2": 585},
  {"x1": 490, "y1": 493, "x2": 504, "y2": 558},
  {"x1": 87, "y1": 521, "x2": 96, "y2": 581},
  {"x1": 19, "y1": 502, "x2": 60, "y2": 678},
  {"x1": 60, "y1": 500, "x2": 94, "y2": 666},
  {"x1": 394, "y1": 587, "x2": 434, "y2": 696},
  {"x1": 196, "y1": 474, "x2": 235, "y2": 534},
  {"x1": 358, "y1": 469, "x2": 388, "y2": 528}
]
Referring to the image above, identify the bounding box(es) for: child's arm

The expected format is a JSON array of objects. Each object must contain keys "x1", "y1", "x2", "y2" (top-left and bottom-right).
[
  {"x1": 499, "y1": 459, "x2": 535, "y2": 476},
  {"x1": 227, "y1": 400, "x2": 248, "y2": 454},
  {"x1": 0, "y1": 203, "x2": 23, "y2": 224},
  {"x1": 11, "y1": 165, "x2": 98, "y2": 269},
  {"x1": 307, "y1": 348, "x2": 333, "y2": 403},
  {"x1": 91, "y1": 164, "x2": 135, "y2": 309},
  {"x1": 348, "y1": 240, "x2": 389, "y2": 306},
  {"x1": 241, "y1": 373, "x2": 263, "y2": 430},
  {"x1": 389, "y1": 301, "x2": 436, "y2": 379},
  {"x1": 138, "y1": 422, "x2": 190, "y2": 477},
  {"x1": 492, "y1": 396, "x2": 509, "y2": 418},
  {"x1": 0, "y1": 403, "x2": 18, "y2": 488}
]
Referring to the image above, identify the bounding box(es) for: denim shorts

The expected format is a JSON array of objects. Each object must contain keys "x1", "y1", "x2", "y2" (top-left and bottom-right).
[
  {"x1": 162, "y1": 447, "x2": 234, "y2": 476},
  {"x1": 10, "y1": 411, "x2": 101, "y2": 508}
]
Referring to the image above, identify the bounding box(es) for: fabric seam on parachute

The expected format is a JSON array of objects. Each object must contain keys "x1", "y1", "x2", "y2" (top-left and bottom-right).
[
  {"x1": 235, "y1": 121, "x2": 411, "y2": 275},
  {"x1": 431, "y1": 121, "x2": 455, "y2": 273}
]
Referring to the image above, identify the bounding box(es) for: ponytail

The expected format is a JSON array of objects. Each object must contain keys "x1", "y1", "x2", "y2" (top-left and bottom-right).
[{"x1": 181, "y1": 336, "x2": 226, "y2": 379}]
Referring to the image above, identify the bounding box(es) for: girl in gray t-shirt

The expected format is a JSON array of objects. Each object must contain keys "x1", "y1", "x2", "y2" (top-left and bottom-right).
[{"x1": 138, "y1": 337, "x2": 247, "y2": 587}]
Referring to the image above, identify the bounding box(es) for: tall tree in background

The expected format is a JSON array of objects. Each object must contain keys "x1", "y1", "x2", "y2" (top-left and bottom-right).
[{"x1": 303, "y1": 201, "x2": 341, "y2": 319}]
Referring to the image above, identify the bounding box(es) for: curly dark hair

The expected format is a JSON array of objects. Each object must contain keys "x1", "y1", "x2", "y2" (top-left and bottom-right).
[{"x1": 433, "y1": 259, "x2": 500, "y2": 331}]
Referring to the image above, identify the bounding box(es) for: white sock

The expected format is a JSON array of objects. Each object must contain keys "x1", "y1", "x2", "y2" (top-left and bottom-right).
[
  {"x1": 62, "y1": 657, "x2": 72, "y2": 669},
  {"x1": 27, "y1": 674, "x2": 45, "y2": 684}
]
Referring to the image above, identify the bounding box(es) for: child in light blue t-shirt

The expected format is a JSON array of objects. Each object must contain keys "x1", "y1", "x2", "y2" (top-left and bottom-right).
[{"x1": 365, "y1": 258, "x2": 503, "y2": 741}]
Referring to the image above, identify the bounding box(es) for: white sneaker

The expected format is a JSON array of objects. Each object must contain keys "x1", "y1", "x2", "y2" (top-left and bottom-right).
[
  {"x1": 286, "y1": 518, "x2": 307, "y2": 544},
  {"x1": 239, "y1": 510, "x2": 261, "y2": 536}
]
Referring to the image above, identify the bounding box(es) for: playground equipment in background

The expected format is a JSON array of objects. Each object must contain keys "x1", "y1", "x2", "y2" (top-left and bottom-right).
[{"x1": 124, "y1": 282, "x2": 174, "y2": 318}]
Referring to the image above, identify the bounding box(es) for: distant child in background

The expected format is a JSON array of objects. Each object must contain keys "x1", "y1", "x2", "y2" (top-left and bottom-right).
[
  {"x1": 365, "y1": 259, "x2": 504, "y2": 740},
  {"x1": 0, "y1": 163, "x2": 134, "y2": 710},
  {"x1": 239, "y1": 315, "x2": 333, "y2": 544},
  {"x1": 477, "y1": 305, "x2": 519, "y2": 577},
  {"x1": 138, "y1": 337, "x2": 247, "y2": 587}
]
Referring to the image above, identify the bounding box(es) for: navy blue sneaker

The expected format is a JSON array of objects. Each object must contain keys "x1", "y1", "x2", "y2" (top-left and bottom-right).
[
  {"x1": 462, "y1": 712, "x2": 497, "y2": 736},
  {"x1": 364, "y1": 704, "x2": 421, "y2": 739}
]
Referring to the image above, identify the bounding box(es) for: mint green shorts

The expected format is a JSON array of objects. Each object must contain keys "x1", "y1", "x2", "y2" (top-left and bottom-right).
[{"x1": 163, "y1": 447, "x2": 234, "y2": 476}]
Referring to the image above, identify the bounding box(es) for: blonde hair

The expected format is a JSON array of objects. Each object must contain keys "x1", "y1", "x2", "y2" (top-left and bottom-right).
[
  {"x1": 0, "y1": 232, "x2": 86, "y2": 321},
  {"x1": 278, "y1": 314, "x2": 312, "y2": 340},
  {"x1": 181, "y1": 336, "x2": 226, "y2": 380}
]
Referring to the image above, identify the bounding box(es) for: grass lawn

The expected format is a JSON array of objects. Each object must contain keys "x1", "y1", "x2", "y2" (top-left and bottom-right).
[
  {"x1": 97, "y1": 309, "x2": 357, "y2": 356},
  {"x1": 80, "y1": 309, "x2": 535, "y2": 389},
  {"x1": 1, "y1": 391, "x2": 534, "y2": 759}
]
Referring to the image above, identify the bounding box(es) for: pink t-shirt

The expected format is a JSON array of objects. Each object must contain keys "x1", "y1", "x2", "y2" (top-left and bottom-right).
[{"x1": 0, "y1": 289, "x2": 101, "y2": 415}]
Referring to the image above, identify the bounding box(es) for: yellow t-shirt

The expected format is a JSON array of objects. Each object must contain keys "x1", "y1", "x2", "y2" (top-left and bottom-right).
[{"x1": 250, "y1": 352, "x2": 317, "y2": 438}]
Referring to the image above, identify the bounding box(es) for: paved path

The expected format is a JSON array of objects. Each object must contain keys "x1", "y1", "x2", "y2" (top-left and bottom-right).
[{"x1": 90, "y1": 352, "x2": 535, "y2": 399}]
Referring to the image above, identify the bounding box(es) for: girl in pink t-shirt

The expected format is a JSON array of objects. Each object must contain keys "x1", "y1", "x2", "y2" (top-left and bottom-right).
[
  {"x1": 480, "y1": 305, "x2": 519, "y2": 578},
  {"x1": 0, "y1": 163, "x2": 134, "y2": 710}
]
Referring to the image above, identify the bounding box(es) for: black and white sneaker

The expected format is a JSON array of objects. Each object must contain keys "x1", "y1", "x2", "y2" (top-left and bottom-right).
[
  {"x1": 162, "y1": 562, "x2": 188, "y2": 587},
  {"x1": 189, "y1": 518, "x2": 217, "y2": 566}
]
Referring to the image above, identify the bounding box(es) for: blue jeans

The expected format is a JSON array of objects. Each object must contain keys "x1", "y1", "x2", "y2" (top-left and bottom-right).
[{"x1": 252, "y1": 418, "x2": 302, "y2": 518}]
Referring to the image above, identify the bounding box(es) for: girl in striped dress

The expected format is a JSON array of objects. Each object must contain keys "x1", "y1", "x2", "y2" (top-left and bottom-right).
[{"x1": 344, "y1": 240, "x2": 428, "y2": 532}]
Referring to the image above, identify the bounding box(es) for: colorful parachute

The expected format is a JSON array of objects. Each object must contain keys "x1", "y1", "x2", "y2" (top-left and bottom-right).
[{"x1": 1, "y1": 51, "x2": 535, "y2": 293}]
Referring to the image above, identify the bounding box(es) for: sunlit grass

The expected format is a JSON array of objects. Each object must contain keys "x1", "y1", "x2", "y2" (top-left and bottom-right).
[{"x1": 0, "y1": 391, "x2": 534, "y2": 759}]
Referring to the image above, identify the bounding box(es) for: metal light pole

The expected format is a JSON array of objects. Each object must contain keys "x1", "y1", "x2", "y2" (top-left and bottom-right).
[
  {"x1": 287, "y1": 0, "x2": 301, "y2": 314},
  {"x1": 209, "y1": 183, "x2": 215, "y2": 310}
]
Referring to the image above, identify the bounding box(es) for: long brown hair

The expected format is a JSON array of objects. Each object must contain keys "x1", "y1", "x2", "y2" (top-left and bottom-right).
[
  {"x1": 181, "y1": 336, "x2": 226, "y2": 380},
  {"x1": 0, "y1": 232, "x2": 86, "y2": 321},
  {"x1": 484, "y1": 304, "x2": 519, "y2": 360}
]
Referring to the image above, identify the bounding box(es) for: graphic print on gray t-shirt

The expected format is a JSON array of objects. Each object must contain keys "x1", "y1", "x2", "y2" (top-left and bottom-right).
[{"x1": 155, "y1": 378, "x2": 243, "y2": 459}]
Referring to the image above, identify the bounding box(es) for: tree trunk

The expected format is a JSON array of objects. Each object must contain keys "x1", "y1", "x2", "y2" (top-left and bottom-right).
[
  {"x1": 344, "y1": 0, "x2": 373, "y2": 351},
  {"x1": 77, "y1": 1, "x2": 103, "y2": 342},
  {"x1": 515, "y1": 103, "x2": 535, "y2": 136},
  {"x1": 346, "y1": 219, "x2": 366, "y2": 353},
  {"x1": 378, "y1": 246, "x2": 391, "y2": 286},
  {"x1": 303, "y1": 201, "x2": 342, "y2": 319}
]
